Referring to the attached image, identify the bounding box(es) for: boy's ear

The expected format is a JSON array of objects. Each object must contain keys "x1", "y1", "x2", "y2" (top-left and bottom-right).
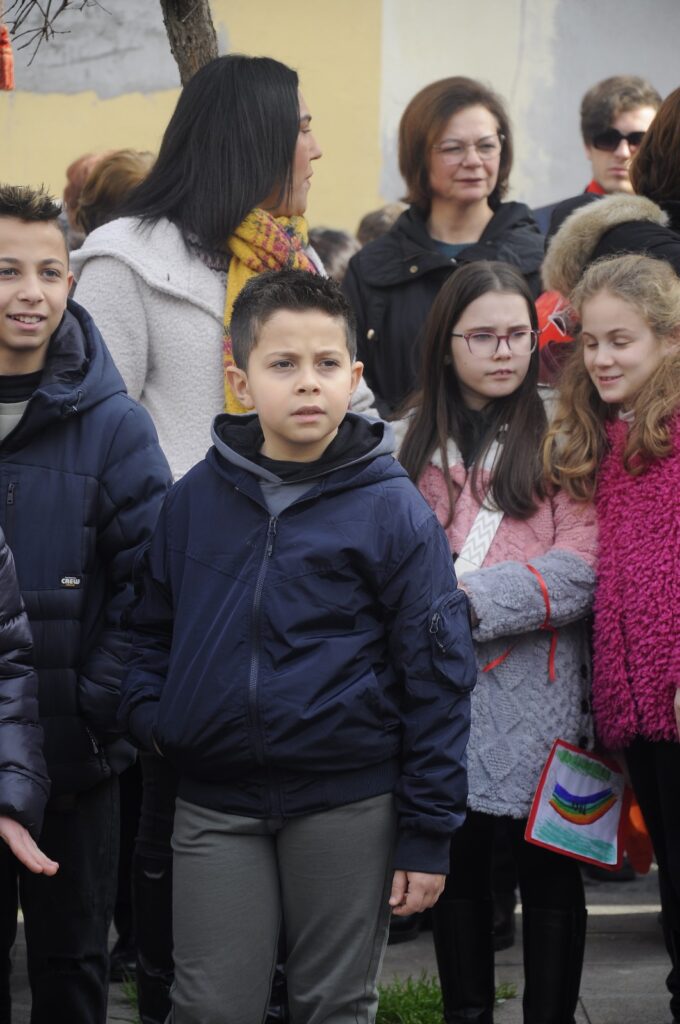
[
  {"x1": 225, "y1": 365, "x2": 255, "y2": 410},
  {"x1": 349, "y1": 360, "x2": 364, "y2": 396}
]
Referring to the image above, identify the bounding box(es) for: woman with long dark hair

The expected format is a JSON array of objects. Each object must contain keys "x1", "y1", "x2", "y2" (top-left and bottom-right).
[
  {"x1": 72, "y1": 54, "x2": 374, "y2": 480},
  {"x1": 400, "y1": 261, "x2": 597, "y2": 1023},
  {"x1": 343, "y1": 77, "x2": 544, "y2": 418}
]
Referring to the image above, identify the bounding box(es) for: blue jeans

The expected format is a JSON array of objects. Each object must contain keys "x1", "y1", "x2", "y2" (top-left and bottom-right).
[{"x1": 0, "y1": 776, "x2": 119, "y2": 1024}]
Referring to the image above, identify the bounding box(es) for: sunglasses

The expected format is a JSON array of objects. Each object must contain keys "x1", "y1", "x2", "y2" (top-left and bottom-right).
[{"x1": 591, "y1": 128, "x2": 646, "y2": 152}]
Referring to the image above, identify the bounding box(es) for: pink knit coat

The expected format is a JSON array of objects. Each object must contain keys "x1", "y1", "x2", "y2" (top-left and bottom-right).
[{"x1": 592, "y1": 417, "x2": 680, "y2": 749}]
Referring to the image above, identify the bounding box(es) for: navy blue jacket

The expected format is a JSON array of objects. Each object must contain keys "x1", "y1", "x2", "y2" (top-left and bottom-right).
[
  {"x1": 120, "y1": 414, "x2": 476, "y2": 873},
  {"x1": 0, "y1": 301, "x2": 171, "y2": 795},
  {"x1": 0, "y1": 528, "x2": 50, "y2": 835}
]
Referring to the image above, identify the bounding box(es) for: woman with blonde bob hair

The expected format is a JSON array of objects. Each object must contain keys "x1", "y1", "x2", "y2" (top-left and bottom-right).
[{"x1": 545, "y1": 252, "x2": 680, "y2": 1024}]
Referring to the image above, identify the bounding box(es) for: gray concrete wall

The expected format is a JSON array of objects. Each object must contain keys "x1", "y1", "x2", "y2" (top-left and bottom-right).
[{"x1": 379, "y1": 0, "x2": 680, "y2": 209}]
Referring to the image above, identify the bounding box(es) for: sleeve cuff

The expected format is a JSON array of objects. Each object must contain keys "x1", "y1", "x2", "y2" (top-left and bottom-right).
[
  {"x1": 127, "y1": 701, "x2": 159, "y2": 753},
  {"x1": 393, "y1": 831, "x2": 453, "y2": 875}
]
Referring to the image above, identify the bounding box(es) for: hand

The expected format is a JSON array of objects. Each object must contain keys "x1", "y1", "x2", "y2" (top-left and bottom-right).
[
  {"x1": 0, "y1": 816, "x2": 59, "y2": 875},
  {"x1": 675, "y1": 688, "x2": 680, "y2": 743},
  {"x1": 389, "y1": 870, "x2": 445, "y2": 916}
]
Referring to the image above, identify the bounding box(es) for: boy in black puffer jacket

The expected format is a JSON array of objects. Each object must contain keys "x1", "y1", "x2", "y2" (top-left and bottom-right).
[{"x1": 0, "y1": 185, "x2": 171, "y2": 1024}]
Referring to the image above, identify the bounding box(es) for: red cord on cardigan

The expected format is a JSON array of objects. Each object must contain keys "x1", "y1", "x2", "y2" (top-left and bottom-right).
[{"x1": 482, "y1": 563, "x2": 557, "y2": 681}]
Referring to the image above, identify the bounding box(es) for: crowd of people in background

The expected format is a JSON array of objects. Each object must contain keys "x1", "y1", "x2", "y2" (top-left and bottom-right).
[{"x1": 0, "y1": 53, "x2": 679, "y2": 1024}]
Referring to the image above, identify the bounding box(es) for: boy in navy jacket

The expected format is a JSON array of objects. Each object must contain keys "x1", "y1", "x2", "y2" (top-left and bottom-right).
[
  {"x1": 0, "y1": 185, "x2": 171, "y2": 1023},
  {"x1": 120, "y1": 270, "x2": 475, "y2": 1024}
]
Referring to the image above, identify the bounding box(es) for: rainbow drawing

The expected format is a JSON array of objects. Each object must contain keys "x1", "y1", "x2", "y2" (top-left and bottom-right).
[{"x1": 549, "y1": 782, "x2": 617, "y2": 826}]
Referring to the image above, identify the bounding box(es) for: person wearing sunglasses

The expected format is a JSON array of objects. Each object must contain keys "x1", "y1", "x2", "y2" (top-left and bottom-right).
[
  {"x1": 536, "y1": 75, "x2": 660, "y2": 238},
  {"x1": 544, "y1": 85, "x2": 680, "y2": 319}
]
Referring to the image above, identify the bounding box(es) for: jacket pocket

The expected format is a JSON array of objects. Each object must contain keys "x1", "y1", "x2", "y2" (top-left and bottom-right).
[{"x1": 429, "y1": 590, "x2": 477, "y2": 694}]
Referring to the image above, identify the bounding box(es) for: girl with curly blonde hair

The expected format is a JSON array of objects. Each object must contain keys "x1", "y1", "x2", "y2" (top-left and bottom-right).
[{"x1": 546, "y1": 252, "x2": 680, "y2": 1024}]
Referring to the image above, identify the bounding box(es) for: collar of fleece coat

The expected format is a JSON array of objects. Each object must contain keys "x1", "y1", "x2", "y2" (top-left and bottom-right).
[{"x1": 542, "y1": 194, "x2": 668, "y2": 297}]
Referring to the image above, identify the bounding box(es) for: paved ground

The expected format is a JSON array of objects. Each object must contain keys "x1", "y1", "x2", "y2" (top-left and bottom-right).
[{"x1": 8, "y1": 865, "x2": 672, "y2": 1023}]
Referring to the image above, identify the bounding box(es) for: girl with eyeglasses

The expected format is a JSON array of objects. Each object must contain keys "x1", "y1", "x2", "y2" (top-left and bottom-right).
[
  {"x1": 545, "y1": 253, "x2": 680, "y2": 1024},
  {"x1": 343, "y1": 76, "x2": 544, "y2": 419},
  {"x1": 400, "y1": 260, "x2": 598, "y2": 1024}
]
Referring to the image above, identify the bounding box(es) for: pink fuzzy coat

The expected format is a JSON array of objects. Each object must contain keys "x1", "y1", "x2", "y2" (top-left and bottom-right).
[{"x1": 592, "y1": 417, "x2": 680, "y2": 750}]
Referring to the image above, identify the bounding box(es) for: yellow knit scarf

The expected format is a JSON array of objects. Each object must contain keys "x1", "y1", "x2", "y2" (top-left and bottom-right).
[{"x1": 223, "y1": 208, "x2": 317, "y2": 413}]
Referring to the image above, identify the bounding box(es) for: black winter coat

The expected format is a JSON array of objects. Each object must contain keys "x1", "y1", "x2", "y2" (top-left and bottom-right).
[
  {"x1": 0, "y1": 301, "x2": 171, "y2": 795},
  {"x1": 591, "y1": 199, "x2": 680, "y2": 271},
  {"x1": 343, "y1": 203, "x2": 545, "y2": 416},
  {"x1": 542, "y1": 194, "x2": 680, "y2": 298},
  {"x1": 0, "y1": 528, "x2": 49, "y2": 835}
]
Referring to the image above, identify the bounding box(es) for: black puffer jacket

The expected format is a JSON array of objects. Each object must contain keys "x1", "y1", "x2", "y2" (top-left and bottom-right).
[
  {"x1": 543, "y1": 194, "x2": 680, "y2": 296},
  {"x1": 0, "y1": 529, "x2": 50, "y2": 835},
  {"x1": 343, "y1": 203, "x2": 544, "y2": 416},
  {"x1": 0, "y1": 301, "x2": 171, "y2": 796}
]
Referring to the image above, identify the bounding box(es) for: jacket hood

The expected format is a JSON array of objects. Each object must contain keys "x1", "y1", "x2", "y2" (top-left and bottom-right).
[
  {"x1": 542, "y1": 194, "x2": 669, "y2": 296},
  {"x1": 210, "y1": 411, "x2": 395, "y2": 484},
  {"x1": 2, "y1": 299, "x2": 127, "y2": 451},
  {"x1": 354, "y1": 202, "x2": 544, "y2": 288}
]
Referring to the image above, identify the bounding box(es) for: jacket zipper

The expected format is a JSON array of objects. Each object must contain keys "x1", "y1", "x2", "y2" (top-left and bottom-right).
[
  {"x1": 85, "y1": 723, "x2": 111, "y2": 778},
  {"x1": 5, "y1": 481, "x2": 16, "y2": 544},
  {"x1": 248, "y1": 516, "x2": 278, "y2": 766}
]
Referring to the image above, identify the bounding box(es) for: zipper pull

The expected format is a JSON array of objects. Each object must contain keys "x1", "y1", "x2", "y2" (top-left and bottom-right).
[
  {"x1": 267, "y1": 517, "x2": 278, "y2": 556},
  {"x1": 7, "y1": 482, "x2": 15, "y2": 505}
]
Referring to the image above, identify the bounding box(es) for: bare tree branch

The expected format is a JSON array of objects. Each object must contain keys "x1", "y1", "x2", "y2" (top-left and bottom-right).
[
  {"x1": 2, "y1": 0, "x2": 218, "y2": 80},
  {"x1": 4, "y1": 0, "x2": 104, "y2": 65}
]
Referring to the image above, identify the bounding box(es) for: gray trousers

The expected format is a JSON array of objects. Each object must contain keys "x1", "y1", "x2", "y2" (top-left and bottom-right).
[{"x1": 169, "y1": 793, "x2": 396, "y2": 1024}]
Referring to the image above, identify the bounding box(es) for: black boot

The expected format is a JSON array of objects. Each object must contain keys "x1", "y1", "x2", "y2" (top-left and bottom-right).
[
  {"x1": 662, "y1": 923, "x2": 680, "y2": 1023},
  {"x1": 134, "y1": 851, "x2": 174, "y2": 1024},
  {"x1": 522, "y1": 907, "x2": 587, "y2": 1024},
  {"x1": 431, "y1": 898, "x2": 495, "y2": 1023},
  {"x1": 492, "y1": 891, "x2": 516, "y2": 952}
]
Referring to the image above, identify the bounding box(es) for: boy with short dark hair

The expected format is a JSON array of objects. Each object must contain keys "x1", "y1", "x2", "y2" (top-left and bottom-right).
[
  {"x1": 0, "y1": 184, "x2": 171, "y2": 1022},
  {"x1": 120, "y1": 269, "x2": 475, "y2": 1024}
]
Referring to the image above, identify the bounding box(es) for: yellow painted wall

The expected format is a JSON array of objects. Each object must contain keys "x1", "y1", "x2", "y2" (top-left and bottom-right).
[
  {"x1": 0, "y1": 0, "x2": 383, "y2": 233},
  {"x1": 1, "y1": 90, "x2": 178, "y2": 190},
  {"x1": 212, "y1": 0, "x2": 384, "y2": 232}
]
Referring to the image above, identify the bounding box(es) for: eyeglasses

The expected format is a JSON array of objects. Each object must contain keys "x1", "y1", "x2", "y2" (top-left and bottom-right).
[
  {"x1": 432, "y1": 133, "x2": 504, "y2": 165},
  {"x1": 451, "y1": 329, "x2": 539, "y2": 356},
  {"x1": 591, "y1": 128, "x2": 646, "y2": 152}
]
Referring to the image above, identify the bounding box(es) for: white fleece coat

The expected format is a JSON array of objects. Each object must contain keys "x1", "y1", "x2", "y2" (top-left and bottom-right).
[{"x1": 72, "y1": 217, "x2": 378, "y2": 479}]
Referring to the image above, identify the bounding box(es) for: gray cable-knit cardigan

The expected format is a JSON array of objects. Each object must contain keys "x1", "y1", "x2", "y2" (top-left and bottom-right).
[{"x1": 418, "y1": 440, "x2": 598, "y2": 818}]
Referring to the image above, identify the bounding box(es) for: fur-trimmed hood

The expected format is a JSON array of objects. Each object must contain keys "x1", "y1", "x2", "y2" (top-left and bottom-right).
[{"x1": 542, "y1": 194, "x2": 668, "y2": 296}]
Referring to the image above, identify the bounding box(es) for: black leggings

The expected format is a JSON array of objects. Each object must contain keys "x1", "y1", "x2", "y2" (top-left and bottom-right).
[
  {"x1": 625, "y1": 738, "x2": 680, "y2": 1019},
  {"x1": 443, "y1": 809, "x2": 585, "y2": 912}
]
